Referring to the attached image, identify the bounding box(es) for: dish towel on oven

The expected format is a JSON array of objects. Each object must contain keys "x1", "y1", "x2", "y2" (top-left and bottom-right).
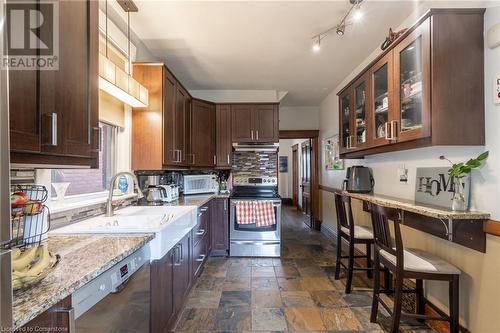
[
  {"x1": 235, "y1": 201, "x2": 256, "y2": 224},
  {"x1": 255, "y1": 201, "x2": 276, "y2": 227}
]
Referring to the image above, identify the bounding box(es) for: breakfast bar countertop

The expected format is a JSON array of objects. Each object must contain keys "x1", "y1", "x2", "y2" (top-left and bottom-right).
[
  {"x1": 341, "y1": 191, "x2": 490, "y2": 220},
  {"x1": 12, "y1": 233, "x2": 154, "y2": 329}
]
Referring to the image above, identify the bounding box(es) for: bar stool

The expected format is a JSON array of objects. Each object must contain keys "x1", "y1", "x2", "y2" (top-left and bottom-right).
[
  {"x1": 334, "y1": 193, "x2": 374, "y2": 294},
  {"x1": 369, "y1": 203, "x2": 461, "y2": 333}
]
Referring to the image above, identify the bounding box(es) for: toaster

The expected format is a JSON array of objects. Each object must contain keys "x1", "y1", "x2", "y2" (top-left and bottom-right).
[{"x1": 157, "y1": 184, "x2": 179, "y2": 202}]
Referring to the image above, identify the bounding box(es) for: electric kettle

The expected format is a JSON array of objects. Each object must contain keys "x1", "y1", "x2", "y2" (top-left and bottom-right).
[{"x1": 343, "y1": 166, "x2": 374, "y2": 193}]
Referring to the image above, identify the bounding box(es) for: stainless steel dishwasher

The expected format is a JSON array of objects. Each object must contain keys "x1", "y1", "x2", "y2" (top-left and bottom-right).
[{"x1": 73, "y1": 246, "x2": 151, "y2": 333}]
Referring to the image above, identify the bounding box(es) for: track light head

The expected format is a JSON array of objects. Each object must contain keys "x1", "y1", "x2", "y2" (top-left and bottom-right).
[
  {"x1": 312, "y1": 36, "x2": 321, "y2": 52},
  {"x1": 336, "y1": 25, "x2": 345, "y2": 36}
]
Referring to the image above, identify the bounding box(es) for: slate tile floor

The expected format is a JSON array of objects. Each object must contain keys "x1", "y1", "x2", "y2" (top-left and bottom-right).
[{"x1": 174, "y1": 205, "x2": 435, "y2": 332}]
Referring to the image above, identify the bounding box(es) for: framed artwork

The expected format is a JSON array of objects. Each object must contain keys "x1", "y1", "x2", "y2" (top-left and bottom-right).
[
  {"x1": 324, "y1": 135, "x2": 344, "y2": 170},
  {"x1": 279, "y1": 156, "x2": 288, "y2": 173}
]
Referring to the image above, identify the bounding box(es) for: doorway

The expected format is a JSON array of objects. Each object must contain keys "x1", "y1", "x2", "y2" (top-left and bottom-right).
[
  {"x1": 292, "y1": 144, "x2": 299, "y2": 208},
  {"x1": 279, "y1": 130, "x2": 320, "y2": 230}
]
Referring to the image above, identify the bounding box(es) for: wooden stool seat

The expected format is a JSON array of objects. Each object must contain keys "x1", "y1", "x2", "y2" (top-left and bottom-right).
[
  {"x1": 341, "y1": 225, "x2": 374, "y2": 240},
  {"x1": 380, "y1": 248, "x2": 461, "y2": 275}
]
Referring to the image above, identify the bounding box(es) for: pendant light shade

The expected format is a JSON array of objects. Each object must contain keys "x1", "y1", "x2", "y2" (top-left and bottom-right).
[{"x1": 99, "y1": 0, "x2": 148, "y2": 108}]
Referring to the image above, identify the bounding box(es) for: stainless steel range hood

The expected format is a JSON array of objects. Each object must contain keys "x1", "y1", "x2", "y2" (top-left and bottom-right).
[{"x1": 232, "y1": 143, "x2": 279, "y2": 152}]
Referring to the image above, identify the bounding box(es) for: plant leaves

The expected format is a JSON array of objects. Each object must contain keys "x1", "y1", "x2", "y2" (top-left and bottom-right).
[{"x1": 477, "y1": 151, "x2": 489, "y2": 161}]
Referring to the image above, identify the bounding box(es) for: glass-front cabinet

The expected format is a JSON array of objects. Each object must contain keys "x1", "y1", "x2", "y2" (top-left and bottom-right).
[
  {"x1": 353, "y1": 75, "x2": 371, "y2": 149},
  {"x1": 371, "y1": 52, "x2": 394, "y2": 146},
  {"x1": 339, "y1": 90, "x2": 353, "y2": 153},
  {"x1": 393, "y1": 18, "x2": 431, "y2": 142}
]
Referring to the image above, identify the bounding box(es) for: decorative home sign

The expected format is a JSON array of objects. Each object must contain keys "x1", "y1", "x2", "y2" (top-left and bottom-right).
[
  {"x1": 279, "y1": 156, "x2": 288, "y2": 173},
  {"x1": 415, "y1": 167, "x2": 470, "y2": 210},
  {"x1": 324, "y1": 135, "x2": 344, "y2": 170}
]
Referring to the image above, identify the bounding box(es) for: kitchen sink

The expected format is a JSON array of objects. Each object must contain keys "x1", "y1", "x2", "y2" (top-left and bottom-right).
[{"x1": 50, "y1": 205, "x2": 199, "y2": 260}]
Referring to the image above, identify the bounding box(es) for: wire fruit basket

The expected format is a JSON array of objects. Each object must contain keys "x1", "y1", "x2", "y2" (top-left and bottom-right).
[{"x1": 7, "y1": 185, "x2": 51, "y2": 249}]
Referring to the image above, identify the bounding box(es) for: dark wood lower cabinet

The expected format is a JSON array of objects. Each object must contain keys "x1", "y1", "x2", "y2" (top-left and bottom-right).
[
  {"x1": 17, "y1": 296, "x2": 73, "y2": 332},
  {"x1": 211, "y1": 198, "x2": 229, "y2": 256},
  {"x1": 151, "y1": 249, "x2": 175, "y2": 333}
]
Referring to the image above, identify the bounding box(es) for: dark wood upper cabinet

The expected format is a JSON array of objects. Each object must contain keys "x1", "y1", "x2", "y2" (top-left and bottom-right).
[
  {"x1": 10, "y1": 0, "x2": 98, "y2": 167},
  {"x1": 191, "y1": 99, "x2": 215, "y2": 167},
  {"x1": 339, "y1": 9, "x2": 485, "y2": 158},
  {"x1": 216, "y1": 104, "x2": 232, "y2": 168},
  {"x1": 231, "y1": 104, "x2": 254, "y2": 142},
  {"x1": 231, "y1": 104, "x2": 279, "y2": 143},
  {"x1": 253, "y1": 104, "x2": 279, "y2": 142},
  {"x1": 132, "y1": 63, "x2": 190, "y2": 170}
]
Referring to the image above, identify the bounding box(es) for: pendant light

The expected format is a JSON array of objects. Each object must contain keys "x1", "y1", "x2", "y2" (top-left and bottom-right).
[{"x1": 99, "y1": 0, "x2": 148, "y2": 108}]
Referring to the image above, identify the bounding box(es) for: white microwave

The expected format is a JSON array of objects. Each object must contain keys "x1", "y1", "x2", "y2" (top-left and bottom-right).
[{"x1": 183, "y1": 175, "x2": 218, "y2": 195}]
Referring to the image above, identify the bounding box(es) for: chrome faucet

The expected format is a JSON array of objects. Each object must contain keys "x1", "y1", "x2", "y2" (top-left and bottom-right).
[{"x1": 105, "y1": 171, "x2": 144, "y2": 217}]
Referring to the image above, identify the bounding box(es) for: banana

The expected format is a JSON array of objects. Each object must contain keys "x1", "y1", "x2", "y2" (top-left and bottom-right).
[
  {"x1": 12, "y1": 247, "x2": 38, "y2": 271},
  {"x1": 24, "y1": 245, "x2": 50, "y2": 277},
  {"x1": 11, "y1": 248, "x2": 21, "y2": 261}
]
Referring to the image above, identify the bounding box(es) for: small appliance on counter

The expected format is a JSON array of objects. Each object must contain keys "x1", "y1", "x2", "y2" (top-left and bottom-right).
[
  {"x1": 183, "y1": 174, "x2": 219, "y2": 195},
  {"x1": 343, "y1": 166, "x2": 374, "y2": 193},
  {"x1": 158, "y1": 184, "x2": 179, "y2": 202}
]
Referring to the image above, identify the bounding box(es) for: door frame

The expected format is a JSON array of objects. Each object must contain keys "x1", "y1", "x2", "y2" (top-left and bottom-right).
[
  {"x1": 280, "y1": 130, "x2": 321, "y2": 230},
  {"x1": 291, "y1": 144, "x2": 299, "y2": 208}
]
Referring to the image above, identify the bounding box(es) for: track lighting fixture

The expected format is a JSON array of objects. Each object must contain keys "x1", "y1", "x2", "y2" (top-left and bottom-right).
[{"x1": 311, "y1": 0, "x2": 363, "y2": 52}]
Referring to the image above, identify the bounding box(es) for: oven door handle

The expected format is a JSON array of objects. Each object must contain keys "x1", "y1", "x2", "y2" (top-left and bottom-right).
[{"x1": 230, "y1": 241, "x2": 281, "y2": 245}]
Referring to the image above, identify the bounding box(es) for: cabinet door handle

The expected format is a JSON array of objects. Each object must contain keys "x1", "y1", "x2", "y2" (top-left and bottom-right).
[
  {"x1": 227, "y1": 154, "x2": 230, "y2": 165},
  {"x1": 180, "y1": 243, "x2": 184, "y2": 261},
  {"x1": 192, "y1": 153, "x2": 196, "y2": 165},
  {"x1": 213, "y1": 155, "x2": 217, "y2": 165},
  {"x1": 49, "y1": 112, "x2": 58, "y2": 146},
  {"x1": 200, "y1": 206, "x2": 209, "y2": 212},
  {"x1": 251, "y1": 130, "x2": 254, "y2": 140},
  {"x1": 256, "y1": 130, "x2": 259, "y2": 141},
  {"x1": 391, "y1": 120, "x2": 398, "y2": 140},
  {"x1": 55, "y1": 308, "x2": 75, "y2": 333},
  {"x1": 224, "y1": 200, "x2": 227, "y2": 211},
  {"x1": 350, "y1": 136, "x2": 357, "y2": 149},
  {"x1": 384, "y1": 122, "x2": 390, "y2": 140},
  {"x1": 196, "y1": 229, "x2": 205, "y2": 236},
  {"x1": 196, "y1": 254, "x2": 206, "y2": 262}
]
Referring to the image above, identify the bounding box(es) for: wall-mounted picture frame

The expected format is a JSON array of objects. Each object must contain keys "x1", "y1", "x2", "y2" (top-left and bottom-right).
[
  {"x1": 324, "y1": 135, "x2": 344, "y2": 170},
  {"x1": 279, "y1": 156, "x2": 288, "y2": 173}
]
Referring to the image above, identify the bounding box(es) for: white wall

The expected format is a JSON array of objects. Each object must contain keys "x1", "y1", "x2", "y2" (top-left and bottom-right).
[
  {"x1": 319, "y1": 5, "x2": 500, "y2": 332},
  {"x1": 279, "y1": 106, "x2": 320, "y2": 131}
]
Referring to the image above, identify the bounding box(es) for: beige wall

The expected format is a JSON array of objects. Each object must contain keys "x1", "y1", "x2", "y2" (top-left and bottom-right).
[{"x1": 319, "y1": 4, "x2": 500, "y2": 332}]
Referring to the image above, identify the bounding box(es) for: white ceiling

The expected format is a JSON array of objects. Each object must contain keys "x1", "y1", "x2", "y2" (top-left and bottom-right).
[{"x1": 130, "y1": 1, "x2": 419, "y2": 106}]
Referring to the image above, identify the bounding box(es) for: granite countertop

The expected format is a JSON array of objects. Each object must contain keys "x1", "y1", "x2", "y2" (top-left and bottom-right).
[
  {"x1": 343, "y1": 191, "x2": 490, "y2": 220},
  {"x1": 13, "y1": 234, "x2": 154, "y2": 329}
]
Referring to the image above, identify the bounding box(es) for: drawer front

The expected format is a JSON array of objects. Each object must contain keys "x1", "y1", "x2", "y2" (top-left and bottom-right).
[
  {"x1": 192, "y1": 234, "x2": 209, "y2": 277},
  {"x1": 194, "y1": 208, "x2": 209, "y2": 245}
]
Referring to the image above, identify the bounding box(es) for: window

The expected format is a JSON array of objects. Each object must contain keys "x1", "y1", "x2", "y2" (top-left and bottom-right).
[{"x1": 51, "y1": 123, "x2": 116, "y2": 197}]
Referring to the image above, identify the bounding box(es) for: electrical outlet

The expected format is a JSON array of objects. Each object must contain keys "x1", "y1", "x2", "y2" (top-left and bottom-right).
[
  {"x1": 398, "y1": 164, "x2": 408, "y2": 184},
  {"x1": 494, "y1": 74, "x2": 500, "y2": 105}
]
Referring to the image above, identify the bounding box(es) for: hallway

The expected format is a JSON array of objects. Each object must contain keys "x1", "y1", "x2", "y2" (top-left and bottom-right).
[{"x1": 174, "y1": 205, "x2": 434, "y2": 332}]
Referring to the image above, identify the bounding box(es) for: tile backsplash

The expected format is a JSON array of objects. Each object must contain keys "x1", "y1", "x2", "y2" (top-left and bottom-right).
[{"x1": 232, "y1": 152, "x2": 278, "y2": 177}]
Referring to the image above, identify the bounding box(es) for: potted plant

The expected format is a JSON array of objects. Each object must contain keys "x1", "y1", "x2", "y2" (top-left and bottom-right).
[{"x1": 439, "y1": 151, "x2": 489, "y2": 211}]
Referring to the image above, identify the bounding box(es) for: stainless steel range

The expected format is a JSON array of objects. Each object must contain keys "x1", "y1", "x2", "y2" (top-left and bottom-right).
[{"x1": 230, "y1": 176, "x2": 281, "y2": 257}]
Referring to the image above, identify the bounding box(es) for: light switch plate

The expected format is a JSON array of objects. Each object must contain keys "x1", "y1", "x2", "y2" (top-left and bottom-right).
[
  {"x1": 398, "y1": 164, "x2": 408, "y2": 184},
  {"x1": 494, "y1": 74, "x2": 500, "y2": 105}
]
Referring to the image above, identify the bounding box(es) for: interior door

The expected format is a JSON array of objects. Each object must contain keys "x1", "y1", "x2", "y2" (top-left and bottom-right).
[
  {"x1": 292, "y1": 144, "x2": 299, "y2": 207},
  {"x1": 393, "y1": 17, "x2": 431, "y2": 142},
  {"x1": 301, "y1": 140, "x2": 312, "y2": 227},
  {"x1": 371, "y1": 52, "x2": 394, "y2": 147}
]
